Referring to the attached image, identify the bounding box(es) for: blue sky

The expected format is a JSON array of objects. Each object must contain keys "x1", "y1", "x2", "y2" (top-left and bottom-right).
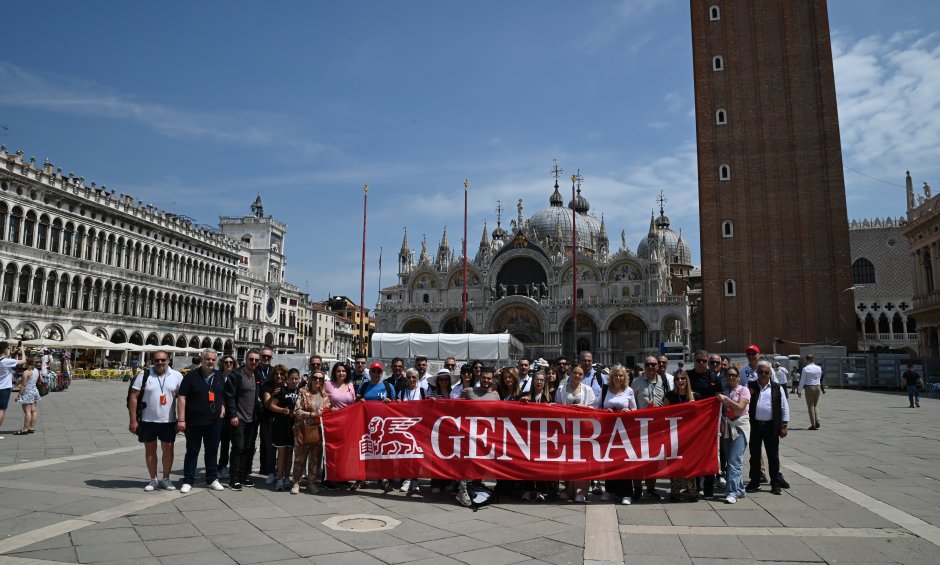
[{"x1": 2, "y1": 0, "x2": 938, "y2": 308}]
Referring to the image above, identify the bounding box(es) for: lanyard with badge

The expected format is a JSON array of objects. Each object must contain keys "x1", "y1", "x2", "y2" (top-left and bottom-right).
[
  {"x1": 205, "y1": 372, "x2": 217, "y2": 413},
  {"x1": 157, "y1": 374, "x2": 168, "y2": 405}
]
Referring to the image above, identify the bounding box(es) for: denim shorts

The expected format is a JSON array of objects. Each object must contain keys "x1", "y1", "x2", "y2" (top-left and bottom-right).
[
  {"x1": 0, "y1": 388, "x2": 11, "y2": 411},
  {"x1": 137, "y1": 421, "x2": 178, "y2": 443}
]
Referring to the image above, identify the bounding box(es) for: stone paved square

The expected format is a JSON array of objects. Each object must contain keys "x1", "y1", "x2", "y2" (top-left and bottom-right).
[{"x1": 1, "y1": 381, "x2": 939, "y2": 565}]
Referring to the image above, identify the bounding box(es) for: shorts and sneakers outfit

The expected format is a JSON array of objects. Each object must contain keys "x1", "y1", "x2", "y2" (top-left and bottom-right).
[{"x1": 132, "y1": 369, "x2": 183, "y2": 491}]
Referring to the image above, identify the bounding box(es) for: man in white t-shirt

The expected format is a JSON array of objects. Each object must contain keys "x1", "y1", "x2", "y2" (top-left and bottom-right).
[
  {"x1": 0, "y1": 341, "x2": 27, "y2": 440},
  {"x1": 128, "y1": 350, "x2": 184, "y2": 492}
]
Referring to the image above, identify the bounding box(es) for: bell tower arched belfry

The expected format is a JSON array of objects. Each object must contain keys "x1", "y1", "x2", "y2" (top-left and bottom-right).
[{"x1": 691, "y1": 0, "x2": 857, "y2": 353}]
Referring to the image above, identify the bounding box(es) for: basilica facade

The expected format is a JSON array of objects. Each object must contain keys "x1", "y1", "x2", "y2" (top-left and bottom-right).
[{"x1": 373, "y1": 175, "x2": 692, "y2": 366}]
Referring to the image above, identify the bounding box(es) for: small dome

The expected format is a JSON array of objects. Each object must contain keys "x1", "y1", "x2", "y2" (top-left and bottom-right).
[
  {"x1": 492, "y1": 223, "x2": 508, "y2": 240},
  {"x1": 637, "y1": 219, "x2": 693, "y2": 266},
  {"x1": 567, "y1": 187, "x2": 590, "y2": 214},
  {"x1": 549, "y1": 182, "x2": 564, "y2": 206}
]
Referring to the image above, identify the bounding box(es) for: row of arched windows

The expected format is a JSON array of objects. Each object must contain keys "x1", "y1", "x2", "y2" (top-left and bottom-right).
[
  {"x1": 0, "y1": 261, "x2": 235, "y2": 329},
  {"x1": 0, "y1": 201, "x2": 236, "y2": 294}
]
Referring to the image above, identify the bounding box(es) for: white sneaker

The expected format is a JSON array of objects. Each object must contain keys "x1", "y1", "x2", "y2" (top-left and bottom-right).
[
  {"x1": 144, "y1": 479, "x2": 159, "y2": 492},
  {"x1": 725, "y1": 495, "x2": 737, "y2": 504},
  {"x1": 208, "y1": 480, "x2": 224, "y2": 491},
  {"x1": 621, "y1": 497, "x2": 632, "y2": 505},
  {"x1": 290, "y1": 483, "x2": 300, "y2": 495},
  {"x1": 457, "y1": 489, "x2": 472, "y2": 507},
  {"x1": 400, "y1": 479, "x2": 412, "y2": 493},
  {"x1": 159, "y1": 478, "x2": 176, "y2": 491},
  {"x1": 265, "y1": 473, "x2": 276, "y2": 485},
  {"x1": 180, "y1": 483, "x2": 192, "y2": 493},
  {"x1": 718, "y1": 476, "x2": 727, "y2": 488},
  {"x1": 219, "y1": 467, "x2": 230, "y2": 480}
]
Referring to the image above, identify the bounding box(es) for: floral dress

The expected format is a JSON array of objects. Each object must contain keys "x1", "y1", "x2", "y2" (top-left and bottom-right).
[{"x1": 17, "y1": 369, "x2": 41, "y2": 404}]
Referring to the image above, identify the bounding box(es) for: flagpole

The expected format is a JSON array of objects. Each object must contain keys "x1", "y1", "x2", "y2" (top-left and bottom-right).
[
  {"x1": 463, "y1": 179, "x2": 469, "y2": 333},
  {"x1": 359, "y1": 184, "x2": 368, "y2": 356},
  {"x1": 377, "y1": 246, "x2": 383, "y2": 306},
  {"x1": 571, "y1": 174, "x2": 578, "y2": 353}
]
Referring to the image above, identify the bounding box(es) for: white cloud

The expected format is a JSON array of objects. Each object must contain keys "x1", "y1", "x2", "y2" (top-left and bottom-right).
[
  {"x1": 833, "y1": 31, "x2": 940, "y2": 198},
  {"x1": 0, "y1": 61, "x2": 329, "y2": 155}
]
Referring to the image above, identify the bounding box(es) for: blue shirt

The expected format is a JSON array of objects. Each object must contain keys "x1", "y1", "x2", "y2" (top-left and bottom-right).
[{"x1": 358, "y1": 380, "x2": 395, "y2": 401}]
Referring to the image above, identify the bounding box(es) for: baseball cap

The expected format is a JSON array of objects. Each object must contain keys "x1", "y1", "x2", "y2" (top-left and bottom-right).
[
  {"x1": 369, "y1": 361, "x2": 384, "y2": 371},
  {"x1": 745, "y1": 344, "x2": 760, "y2": 354}
]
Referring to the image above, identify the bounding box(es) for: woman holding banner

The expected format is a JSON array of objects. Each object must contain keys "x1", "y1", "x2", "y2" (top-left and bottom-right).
[
  {"x1": 554, "y1": 365, "x2": 594, "y2": 502},
  {"x1": 451, "y1": 364, "x2": 474, "y2": 399},
  {"x1": 593, "y1": 364, "x2": 637, "y2": 505},
  {"x1": 496, "y1": 368, "x2": 521, "y2": 401},
  {"x1": 665, "y1": 373, "x2": 700, "y2": 502},
  {"x1": 291, "y1": 370, "x2": 329, "y2": 494},
  {"x1": 325, "y1": 363, "x2": 356, "y2": 409},
  {"x1": 718, "y1": 366, "x2": 750, "y2": 504}
]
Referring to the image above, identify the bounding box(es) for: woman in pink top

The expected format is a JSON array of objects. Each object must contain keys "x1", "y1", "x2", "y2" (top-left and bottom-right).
[
  {"x1": 323, "y1": 362, "x2": 357, "y2": 490},
  {"x1": 325, "y1": 363, "x2": 356, "y2": 409},
  {"x1": 718, "y1": 366, "x2": 750, "y2": 504}
]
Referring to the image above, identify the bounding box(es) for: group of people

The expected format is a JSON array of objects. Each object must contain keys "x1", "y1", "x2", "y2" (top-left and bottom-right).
[
  {"x1": 0, "y1": 341, "x2": 44, "y2": 438},
  {"x1": 124, "y1": 343, "x2": 836, "y2": 507}
]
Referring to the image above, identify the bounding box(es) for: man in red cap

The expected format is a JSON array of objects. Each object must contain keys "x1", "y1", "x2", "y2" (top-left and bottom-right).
[{"x1": 741, "y1": 345, "x2": 761, "y2": 384}]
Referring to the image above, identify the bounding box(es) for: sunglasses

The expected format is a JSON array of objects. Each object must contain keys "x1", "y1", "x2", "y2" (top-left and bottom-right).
[
  {"x1": 695, "y1": 359, "x2": 708, "y2": 363},
  {"x1": 709, "y1": 360, "x2": 721, "y2": 365},
  {"x1": 222, "y1": 360, "x2": 235, "y2": 364},
  {"x1": 247, "y1": 358, "x2": 260, "y2": 363},
  {"x1": 757, "y1": 370, "x2": 772, "y2": 375},
  {"x1": 261, "y1": 355, "x2": 272, "y2": 359},
  {"x1": 153, "y1": 358, "x2": 168, "y2": 363},
  {"x1": 312, "y1": 377, "x2": 325, "y2": 381}
]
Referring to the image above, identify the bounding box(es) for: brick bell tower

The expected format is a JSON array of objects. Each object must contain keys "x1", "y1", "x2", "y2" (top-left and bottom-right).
[{"x1": 690, "y1": 0, "x2": 857, "y2": 354}]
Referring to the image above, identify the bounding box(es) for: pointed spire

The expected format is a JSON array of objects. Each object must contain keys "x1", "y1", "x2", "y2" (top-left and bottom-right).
[
  {"x1": 440, "y1": 226, "x2": 449, "y2": 250},
  {"x1": 647, "y1": 211, "x2": 657, "y2": 236},
  {"x1": 599, "y1": 214, "x2": 608, "y2": 241},
  {"x1": 400, "y1": 227, "x2": 410, "y2": 253},
  {"x1": 479, "y1": 222, "x2": 490, "y2": 248}
]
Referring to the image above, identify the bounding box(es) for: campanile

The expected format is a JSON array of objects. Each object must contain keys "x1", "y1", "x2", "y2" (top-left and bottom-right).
[{"x1": 690, "y1": 0, "x2": 857, "y2": 354}]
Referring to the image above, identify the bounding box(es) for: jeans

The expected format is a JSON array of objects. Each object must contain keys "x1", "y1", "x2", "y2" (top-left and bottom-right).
[
  {"x1": 229, "y1": 419, "x2": 258, "y2": 484},
  {"x1": 907, "y1": 385, "x2": 920, "y2": 406},
  {"x1": 724, "y1": 431, "x2": 747, "y2": 496},
  {"x1": 183, "y1": 420, "x2": 222, "y2": 485}
]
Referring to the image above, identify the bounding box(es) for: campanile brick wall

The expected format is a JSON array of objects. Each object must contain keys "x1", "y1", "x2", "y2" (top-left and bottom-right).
[{"x1": 691, "y1": 0, "x2": 857, "y2": 354}]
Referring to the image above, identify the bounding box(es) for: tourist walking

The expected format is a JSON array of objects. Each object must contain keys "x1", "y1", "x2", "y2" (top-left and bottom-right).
[
  {"x1": 798, "y1": 354, "x2": 823, "y2": 428},
  {"x1": 900, "y1": 364, "x2": 923, "y2": 408},
  {"x1": 0, "y1": 341, "x2": 26, "y2": 439}
]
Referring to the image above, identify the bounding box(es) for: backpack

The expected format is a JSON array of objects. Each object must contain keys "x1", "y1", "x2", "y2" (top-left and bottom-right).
[
  {"x1": 397, "y1": 387, "x2": 427, "y2": 401},
  {"x1": 600, "y1": 384, "x2": 609, "y2": 407},
  {"x1": 466, "y1": 482, "x2": 498, "y2": 511},
  {"x1": 126, "y1": 370, "x2": 149, "y2": 420}
]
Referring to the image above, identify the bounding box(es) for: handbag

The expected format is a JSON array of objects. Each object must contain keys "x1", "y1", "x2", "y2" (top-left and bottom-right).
[
  {"x1": 36, "y1": 378, "x2": 49, "y2": 397},
  {"x1": 294, "y1": 421, "x2": 322, "y2": 446}
]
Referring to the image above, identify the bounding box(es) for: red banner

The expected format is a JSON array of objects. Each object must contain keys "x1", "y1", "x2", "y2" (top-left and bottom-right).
[{"x1": 323, "y1": 398, "x2": 720, "y2": 481}]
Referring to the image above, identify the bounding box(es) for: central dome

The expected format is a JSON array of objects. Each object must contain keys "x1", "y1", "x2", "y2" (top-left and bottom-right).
[{"x1": 529, "y1": 182, "x2": 601, "y2": 251}]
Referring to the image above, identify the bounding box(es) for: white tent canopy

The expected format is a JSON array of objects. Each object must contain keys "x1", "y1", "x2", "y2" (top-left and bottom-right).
[{"x1": 371, "y1": 333, "x2": 523, "y2": 363}]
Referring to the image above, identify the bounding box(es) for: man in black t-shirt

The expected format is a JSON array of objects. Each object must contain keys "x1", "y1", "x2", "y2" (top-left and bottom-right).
[
  {"x1": 177, "y1": 349, "x2": 227, "y2": 493},
  {"x1": 901, "y1": 365, "x2": 922, "y2": 408}
]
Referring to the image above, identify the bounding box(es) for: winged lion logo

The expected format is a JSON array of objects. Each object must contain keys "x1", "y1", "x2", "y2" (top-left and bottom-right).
[{"x1": 359, "y1": 416, "x2": 424, "y2": 460}]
